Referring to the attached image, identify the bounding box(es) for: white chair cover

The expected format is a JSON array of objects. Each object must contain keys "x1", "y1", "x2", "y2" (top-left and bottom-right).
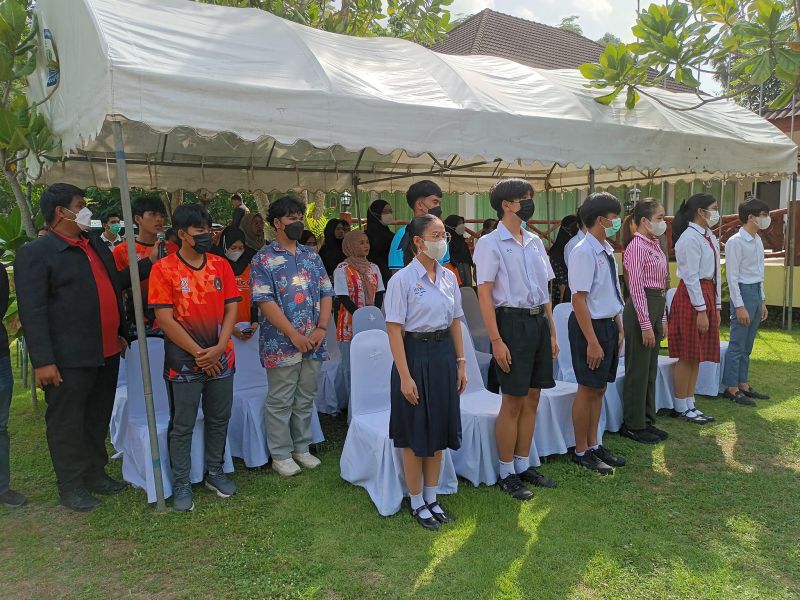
[
  {"x1": 340, "y1": 329, "x2": 458, "y2": 516},
  {"x1": 109, "y1": 357, "x2": 127, "y2": 450},
  {"x1": 534, "y1": 380, "x2": 607, "y2": 457},
  {"x1": 552, "y1": 303, "x2": 575, "y2": 382},
  {"x1": 315, "y1": 325, "x2": 342, "y2": 415},
  {"x1": 459, "y1": 286, "x2": 490, "y2": 353},
  {"x1": 352, "y1": 306, "x2": 386, "y2": 335}
]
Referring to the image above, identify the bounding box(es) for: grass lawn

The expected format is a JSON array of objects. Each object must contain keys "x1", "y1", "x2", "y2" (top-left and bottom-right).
[{"x1": 2, "y1": 327, "x2": 799, "y2": 599}]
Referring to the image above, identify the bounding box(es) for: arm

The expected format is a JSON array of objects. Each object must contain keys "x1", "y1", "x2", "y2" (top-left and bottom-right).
[
  {"x1": 714, "y1": 236, "x2": 722, "y2": 310},
  {"x1": 338, "y1": 295, "x2": 358, "y2": 314},
  {"x1": 624, "y1": 241, "x2": 653, "y2": 331},
  {"x1": 473, "y1": 239, "x2": 512, "y2": 372},
  {"x1": 258, "y1": 301, "x2": 313, "y2": 353},
  {"x1": 195, "y1": 301, "x2": 239, "y2": 370},
  {"x1": 449, "y1": 317, "x2": 467, "y2": 394},
  {"x1": 572, "y1": 292, "x2": 605, "y2": 370},
  {"x1": 309, "y1": 267, "x2": 334, "y2": 350},
  {"x1": 676, "y1": 236, "x2": 707, "y2": 311},
  {"x1": 387, "y1": 322, "x2": 418, "y2": 405},
  {"x1": 0, "y1": 267, "x2": 8, "y2": 319},
  {"x1": 374, "y1": 291, "x2": 384, "y2": 309},
  {"x1": 726, "y1": 238, "x2": 744, "y2": 308},
  {"x1": 154, "y1": 307, "x2": 204, "y2": 356},
  {"x1": 14, "y1": 245, "x2": 56, "y2": 370},
  {"x1": 544, "y1": 302, "x2": 559, "y2": 358}
]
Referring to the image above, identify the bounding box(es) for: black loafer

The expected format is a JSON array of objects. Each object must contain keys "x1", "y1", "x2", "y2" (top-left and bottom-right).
[
  {"x1": 497, "y1": 473, "x2": 534, "y2": 500},
  {"x1": 722, "y1": 389, "x2": 755, "y2": 406},
  {"x1": 572, "y1": 451, "x2": 613, "y2": 475},
  {"x1": 427, "y1": 501, "x2": 455, "y2": 524},
  {"x1": 593, "y1": 446, "x2": 626, "y2": 468},
  {"x1": 646, "y1": 425, "x2": 669, "y2": 441},
  {"x1": 620, "y1": 424, "x2": 660, "y2": 445},
  {"x1": 410, "y1": 504, "x2": 440, "y2": 531},
  {"x1": 519, "y1": 467, "x2": 558, "y2": 488},
  {"x1": 59, "y1": 488, "x2": 101, "y2": 513},
  {"x1": 740, "y1": 387, "x2": 770, "y2": 400},
  {"x1": 85, "y1": 472, "x2": 128, "y2": 495}
]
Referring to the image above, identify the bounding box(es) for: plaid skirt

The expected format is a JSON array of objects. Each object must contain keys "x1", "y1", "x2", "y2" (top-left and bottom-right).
[{"x1": 668, "y1": 279, "x2": 720, "y2": 363}]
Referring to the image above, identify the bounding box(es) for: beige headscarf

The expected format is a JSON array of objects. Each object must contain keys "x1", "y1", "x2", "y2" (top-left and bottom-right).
[
  {"x1": 240, "y1": 212, "x2": 265, "y2": 251},
  {"x1": 342, "y1": 231, "x2": 375, "y2": 306}
]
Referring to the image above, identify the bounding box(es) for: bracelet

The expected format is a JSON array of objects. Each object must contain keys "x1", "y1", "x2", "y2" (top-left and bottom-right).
[
  {"x1": 456, "y1": 357, "x2": 466, "y2": 363},
  {"x1": 490, "y1": 337, "x2": 502, "y2": 343}
]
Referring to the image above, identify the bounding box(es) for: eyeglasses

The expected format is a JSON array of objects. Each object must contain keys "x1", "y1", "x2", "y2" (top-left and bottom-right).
[{"x1": 423, "y1": 232, "x2": 451, "y2": 243}]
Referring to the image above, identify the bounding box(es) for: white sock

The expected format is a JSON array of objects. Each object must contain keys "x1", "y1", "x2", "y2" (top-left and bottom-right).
[
  {"x1": 686, "y1": 397, "x2": 697, "y2": 411},
  {"x1": 575, "y1": 449, "x2": 586, "y2": 457},
  {"x1": 410, "y1": 492, "x2": 432, "y2": 519},
  {"x1": 589, "y1": 444, "x2": 599, "y2": 451},
  {"x1": 513, "y1": 455, "x2": 530, "y2": 474},
  {"x1": 674, "y1": 397, "x2": 689, "y2": 413},
  {"x1": 499, "y1": 459, "x2": 515, "y2": 479},
  {"x1": 423, "y1": 486, "x2": 442, "y2": 514}
]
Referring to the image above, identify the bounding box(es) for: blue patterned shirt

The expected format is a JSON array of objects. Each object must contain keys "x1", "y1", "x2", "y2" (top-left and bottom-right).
[{"x1": 250, "y1": 241, "x2": 334, "y2": 368}]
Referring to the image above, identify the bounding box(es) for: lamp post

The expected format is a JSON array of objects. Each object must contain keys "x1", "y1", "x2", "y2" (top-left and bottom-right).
[
  {"x1": 625, "y1": 186, "x2": 641, "y2": 215},
  {"x1": 339, "y1": 191, "x2": 353, "y2": 225}
]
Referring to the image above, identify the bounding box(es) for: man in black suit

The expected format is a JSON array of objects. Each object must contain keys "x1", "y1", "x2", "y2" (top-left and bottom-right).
[{"x1": 15, "y1": 183, "x2": 158, "y2": 512}]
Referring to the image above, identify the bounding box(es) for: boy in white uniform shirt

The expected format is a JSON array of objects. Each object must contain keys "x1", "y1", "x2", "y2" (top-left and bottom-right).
[
  {"x1": 721, "y1": 197, "x2": 771, "y2": 405},
  {"x1": 474, "y1": 179, "x2": 559, "y2": 501},
  {"x1": 568, "y1": 193, "x2": 627, "y2": 475}
]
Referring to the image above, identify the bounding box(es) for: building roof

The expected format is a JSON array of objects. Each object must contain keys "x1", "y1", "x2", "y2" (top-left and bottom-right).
[
  {"x1": 761, "y1": 103, "x2": 799, "y2": 121},
  {"x1": 433, "y1": 9, "x2": 690, "y2": 93}
]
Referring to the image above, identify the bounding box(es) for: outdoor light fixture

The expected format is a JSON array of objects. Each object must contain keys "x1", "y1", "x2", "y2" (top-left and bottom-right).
[
  {"x1": 340, "y1": 191, "x2": 352, "y2": 209},
  {"x1": 625, "y1": 186, "x2": 641, "y2": 214}
]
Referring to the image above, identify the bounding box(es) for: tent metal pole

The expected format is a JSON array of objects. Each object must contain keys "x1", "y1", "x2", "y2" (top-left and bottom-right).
[
  {"x1": 588, "y1": 167, "x2": 595, "y2": 194},
  {"x1": 787, "y1": 171, "x2": 797, "y2": 331},
  {"x1": 112, "y1": 121, "x2": 167, "y2": 511},
  {"x1": 353, "y1": 175, "x2": 362, "y2": 227}
]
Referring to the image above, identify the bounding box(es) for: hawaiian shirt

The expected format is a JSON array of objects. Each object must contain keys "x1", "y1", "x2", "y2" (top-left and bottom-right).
[{"x1": 250, "y1": 241, "x2": 334, "y2": 368}]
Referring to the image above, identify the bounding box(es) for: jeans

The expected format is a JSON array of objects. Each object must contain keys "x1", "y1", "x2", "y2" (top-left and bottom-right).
[
  {"x1": 722, "y1": 282, "x2": 762, "y2": 388},
  {"x1": 0, "y1": 354, "x2": 13, "y2": 494},
  {"x1": 166, "y1": 376, "x2": 234, "y2": 485},
  {"x1": 265, "y1": 359, "x2": 321, "y2": 461}
]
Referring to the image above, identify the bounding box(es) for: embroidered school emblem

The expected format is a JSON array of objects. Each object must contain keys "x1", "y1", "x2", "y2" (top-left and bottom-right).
[{"x1": 180, "y1": 277, "x2": 190, "y2": 294}]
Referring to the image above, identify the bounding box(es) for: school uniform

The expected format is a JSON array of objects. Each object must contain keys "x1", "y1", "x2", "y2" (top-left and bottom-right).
[
  {"x1": 473, "y1": 222, "x2": 555, "y2": 396},
  {"x1": 669, "y1": 223, "x2": 721, "y2": 363},
  {"x1": 722, "y1": 229, "x2": 765, "y2": 387},
  {"x1": 384, "y1": 258, "x2": 463, "y2": 457},
  {"x1": 622, "y1": 233, "x2": 668, "y2": 430},
  {"x1": 567, "y1": 233, "x2": 624, "y2": 388},
  {"x1": 564, "y1": 230, "x2": 586, "y2": 269}
]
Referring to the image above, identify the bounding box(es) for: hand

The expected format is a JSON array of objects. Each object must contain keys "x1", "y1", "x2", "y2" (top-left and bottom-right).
[
  {"x1": 203, "y1": 362, "x2": 223, "y2": 378},
  {"x1": 456, "y1": 363, "x2": 467, "y2": 395},
  {"x1": 618, "y1": 329, "x2": 625, "y2": 354},
  {"x1": 736, "y1": 306, "x2": 750, "y2": 327},
  {"x1": 663, "y1": 322, "x2": 668, "y2": 340},
  {"x1": 491, "y1": 338, "x2": 512, "y2": 374},
  {"x1": 401, "y1": 375, "x2": 419, "y2": 405},
  {"x1": 290, "y1": 331, "x2": 314, "y2": 353},
  {"x1": 697, "y1": 311, "x2": 710, "y2": 335},
  {"x1": 761, "y1": 304, "x2": 768, "y2": 322},
  {"x1": 245, "y1": 322, "x2": 259, "y2": 339},
  {"x1": 35, "y1": 364, "x2": 63, "y2": 388},
  {"x1": 119, "y1": 336, "x2": 129, "y2": 358},
  {"x1": 716, "y1": 310, "x2": 722, "y2": 327},
  {"x1": 550, "y1": 334, "x2": 559, "y2": 359},
  {"x1": 308, "y1": 327, "x2": 326, "y2": 351},
  {"x1": 232, "y1": 327, "x2": 244, "y2": 340},
  {"x1": 148, "y1": 241, "x2": 163, "y2": 264},
  {"x1": 642, "y1": 329, "x2": 656, "y2": 349},
  {"x1": 586, "y1": 340, "x2": 604, "y2": 371},
  {"x1": 195, "y1": 345, "x2": 224, "y2": 369}
]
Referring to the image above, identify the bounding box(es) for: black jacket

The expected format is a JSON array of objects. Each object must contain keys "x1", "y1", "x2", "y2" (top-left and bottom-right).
[
  {"x1": 0, "y1": 267, "x2": 9, "y2": 359},
  {"x1": 15, "y1": 230, "x2": 152, "y2": 369}
]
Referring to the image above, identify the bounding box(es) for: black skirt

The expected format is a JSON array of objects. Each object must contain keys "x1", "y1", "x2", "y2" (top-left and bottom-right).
[{"x1": 389, "y1": 335, "x2": 462, "y2": 457}]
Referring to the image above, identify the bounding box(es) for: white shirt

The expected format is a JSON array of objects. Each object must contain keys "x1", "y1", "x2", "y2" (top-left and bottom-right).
[
  {"x1": 384, "y1": 257, "x2": 464, "y2": 332},
  {"x1": 333, "y1": 262, "x2": 385, "y2": 299},
  {"x1": 100, "y1": 231, "x2": 122, "y2": 249},
  {"x1": 473, "y1": 222, "x2": 553, "y2": 308},
  {"x1": 564, "y1": 229, "x2": 586, "y2": 269},
  {"x1": 675, "y1": 222, "x2": 722, "y2": 311},
  {"x1": 568, "y1": 233, "x2": 624, "y2": 319},
  {"x1": 725, "y1": 228, "x2": 765, "y2": 308}
]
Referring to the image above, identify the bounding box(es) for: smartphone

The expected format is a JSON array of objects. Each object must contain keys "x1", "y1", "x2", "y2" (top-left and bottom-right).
[{"x1": 241, "y1": 327, "x2": 255, "y2": 335}]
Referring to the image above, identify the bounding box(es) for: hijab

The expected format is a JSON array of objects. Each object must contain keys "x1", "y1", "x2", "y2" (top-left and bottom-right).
[
  {"x1": 211, "y1": 226, "x2": 255, "y2": 276},
  {"x1": 239, "y1": 212, "x2": 265, "y2": 252},
  {"x1": 342, "y1": 230, "x2": 376, "y2": 306},
  {"x1": 366, "y1": 199, "x2": 394, "y2": 284},
  {"x1": 319, "y1": 218, "x2": 346, "y2": 277},
  {"x1": 444, "y1": 214, "x2": 473, "y2": 266}
]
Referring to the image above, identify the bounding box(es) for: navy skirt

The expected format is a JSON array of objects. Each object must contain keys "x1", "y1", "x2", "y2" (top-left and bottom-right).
[{"x1": 389, "y1": 335, "x2": 462, "y2": 457}]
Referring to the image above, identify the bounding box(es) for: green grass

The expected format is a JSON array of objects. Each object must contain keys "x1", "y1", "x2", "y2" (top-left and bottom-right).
[{"x1": 2, "y1": 328, "x2": 800, "y2": 599}]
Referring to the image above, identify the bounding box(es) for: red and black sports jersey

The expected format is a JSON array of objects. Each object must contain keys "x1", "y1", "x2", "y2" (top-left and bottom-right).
[{"x1": 148, "y1": 252, "x2": 241, "y2": 382}]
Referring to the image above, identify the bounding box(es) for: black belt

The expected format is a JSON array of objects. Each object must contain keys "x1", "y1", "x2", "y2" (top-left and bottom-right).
[
  {"x1": 405, "y1": 329, "x2": 450, "y2": 342},
  {"x1": 496, "y1": 305, "x2": 545, "y2": 317},
  {"x1": 591, "y1": 317, "x2": 616, "y2": 323},
  {"x1": 644, "y1": 288, "x2": 666, "y2": 297}
]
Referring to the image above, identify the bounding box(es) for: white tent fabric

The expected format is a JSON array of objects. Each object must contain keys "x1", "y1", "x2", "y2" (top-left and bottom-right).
[{"x1": 31, "y1": 0, "x2": 797, "y2": 195}]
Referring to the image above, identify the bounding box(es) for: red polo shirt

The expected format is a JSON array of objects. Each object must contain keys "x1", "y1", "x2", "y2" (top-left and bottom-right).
[{"x1": 53, "y1": 230, "x2": 121, "y2": 358}]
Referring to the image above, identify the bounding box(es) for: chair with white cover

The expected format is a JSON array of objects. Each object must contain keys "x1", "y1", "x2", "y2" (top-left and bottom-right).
[
  {"x1": 552, "y1": 302, "x2": 576, "y2": 382},
  {"x1": 340, "y1": 329, "x2": 458, "y2": 516},
  {"x1": 352, "y1": 306, "x2": 386, "y2": 335},
  {"x1": 451, "y1": 322, "x2": 542, "y2": 486},
  {"x1": 460, "y1": 286, "x2": 490, "y2": 353},
  {"x1": 109, "y1": 357, "x2": 127, "y2": 450},
  {"x1": 315, "y1": 325, "x2": 342, "y2": 415}
]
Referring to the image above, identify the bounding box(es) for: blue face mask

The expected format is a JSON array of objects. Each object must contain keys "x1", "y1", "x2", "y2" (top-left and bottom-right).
[{"x1": 603, "y1": 217, "x2": 622, "y2": 237}]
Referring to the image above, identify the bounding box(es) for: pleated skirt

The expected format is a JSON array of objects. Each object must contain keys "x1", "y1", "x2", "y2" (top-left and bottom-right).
[{"x1": 668, "y1": 280, "x2": 720, "y2": 363}]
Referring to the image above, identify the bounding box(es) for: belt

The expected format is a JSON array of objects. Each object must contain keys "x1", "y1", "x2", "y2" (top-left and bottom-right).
[
  {"x1": 496, "y1": 305, "x2": 545, "y2": 317},
  {"x1": 591, "y1": 317, "x2": 616, "y2": 323},
  {"x1": 644, "y1": 288, "x2": 666, "y2": 297},
  {"x1": 405, "y1": 329, "x2": 450, "y2": 342}
]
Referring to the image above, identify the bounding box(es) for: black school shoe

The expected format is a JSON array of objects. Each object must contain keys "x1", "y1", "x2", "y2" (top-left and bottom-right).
[
  {"x1": 59, "y1": 488, "x2": 101, "y2": 512},
  {"x1": 427, "y1": 501, "x2": 455, "y2": 524},
  {"x1": 646, "y1": 425, "x2": 669, "y2": 441},
  {"x1": 593, "y1": 446, "x2": 626, "y2": 468},
  {"x1": 740, "y1": 387, "x2": 770, "y2": 400},
  {"x1": 572, "y1": 450, "x2": 614, "y2": 475},
  {"x1": 519, "y1": 467, "x2": 558, "y2": 488},
  {"x1": 409, "y1": 503, "x2": 440, "y2": 531},
  {"x1": 721, "y1": 389, "x2": 756, "y2": 406},
  {"x1": 497, "y1": 473, "x2": 534, "y2": 500},
  {"x1": 85, "y1": 472, "x2": 128, "y2": 495},
  {"x1": 619, "y1": 424, "x2": 660, "y2": 445}
]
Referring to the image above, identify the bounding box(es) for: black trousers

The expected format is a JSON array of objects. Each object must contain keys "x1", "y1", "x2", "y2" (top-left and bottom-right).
[{"x1": 44, "y1": 355, "x2": 120, "y2": 492}]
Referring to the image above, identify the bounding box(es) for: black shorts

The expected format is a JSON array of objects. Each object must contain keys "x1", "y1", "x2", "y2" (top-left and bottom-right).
[
  {"x1": 493, "y1": 309, "x2": 555, "y2": 397},
  {"x1": 568, "y1": 313, "x2": 619, "y2": 389}
]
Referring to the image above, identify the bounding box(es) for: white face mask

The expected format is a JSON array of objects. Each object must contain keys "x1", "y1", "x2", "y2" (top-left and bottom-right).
[
  {"x1": 705, "y1": 209, "x2": 720, "y2": 227},
  {"x1": 755, "y1": 215, "x2": 771, "y2": 230},
  {"x1": 66, "y1": 207, "x2": 93, "y2": 231},
  {"x1": 455, "y1": 224, "x2": 465, "y2": 236},
  {"x1": 225, "y1": 249, "x2": 244, "y2": 262},
  {"x1": 422, "y1": 239, "x2": 448, "y2": 261},
  {"x1": 381, "y1": 213, "x2": 394, "y2": 226},
  {"x1": 646, "y1": 218, "x2": 667, "y2": 237}
]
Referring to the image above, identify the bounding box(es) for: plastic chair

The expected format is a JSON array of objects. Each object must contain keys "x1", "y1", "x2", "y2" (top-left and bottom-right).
[
  {"x1": 352, "y1": 306, "x2": 386, "y2": 335},
  {"x1": 459, "y1": 286, "x2": 490, "y2": 353}
]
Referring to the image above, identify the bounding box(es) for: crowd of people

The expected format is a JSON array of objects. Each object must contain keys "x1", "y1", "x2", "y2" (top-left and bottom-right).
[{"x1": 0, "y1": 180, "x2": 772, "y2": 529}]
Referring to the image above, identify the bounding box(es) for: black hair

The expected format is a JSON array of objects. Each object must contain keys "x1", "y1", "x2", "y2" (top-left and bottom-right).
[
  {"x1": 231, "y1": 193, "x2": 242, "y2": 202},
  {"x1": 406, "y1": 180, "x2": 442, "y2": 209},
  {"x1": 444, "y1": 214, "x2": 464, "y2": 230},
  {"x1": 578, "y1": 192, "x2": 622, "y2": 228},
  {"x1": 550, "y1": 215, "x2": 579, "y2": 258},
  {"x1": 738, "y1": 197, "x2": 769, "y2": 224},
  {"x1": 164, "y1": 227, "x2": 179, "y2": 244},
  {"x1": 482, "y1": 218, "x2": 497, "y2": 230},
  {"x1": 672, "y1": 192, "x2": 716, "y2": 243},
  {"x1": 40, "y1": 183, "x2": 84, "y2": 224},
  {"x1": 172, "y1": 203, "x2": 212, "y2": 232},
  {"x1": 489, "y1": 178, "x2": 534, "y2": 218},
  {"x1": 300, "y1": 230, "x2": 317, "y2": 245},
  {"x1": 37, "y1": 225, "x2": 49, "y2": 234},
  {"x1": 267, "y1": 196, "x2": 306, "y2": 229},
  {"x1": 100, "y1": 210, "x2": 121, "y2": 225},
  {"x1": 576, "y1": 212, "x2": 583, "y2": 229},
  {"x1": 632, "y1": 198, "x2": 662, "y2": 226},
  {"x1": 132, "y1": 195, "x2": 167, "y2": 218},
  {"x1": 406, "y1": 214, "x2": 439, "y2": 255}
]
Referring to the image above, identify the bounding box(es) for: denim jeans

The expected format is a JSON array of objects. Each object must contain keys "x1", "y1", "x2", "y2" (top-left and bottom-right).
[
  {"x1": 722, "y1": 282, "x2": 762, "y2": 388},
  {"x1": 0, "y1": 354, "x2": 13, "y2": 494}
]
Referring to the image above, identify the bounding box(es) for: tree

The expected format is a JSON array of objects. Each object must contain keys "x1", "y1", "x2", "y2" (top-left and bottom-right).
[
  {"x1": 580, "y1": 1, "x2": 800, "y2": 111},
  {"x1": 558, "y1": 15, "x2": 583, "y2": 36},
  {"x1": 597, "y1": 32, "x2": 622, "y2": 47}
]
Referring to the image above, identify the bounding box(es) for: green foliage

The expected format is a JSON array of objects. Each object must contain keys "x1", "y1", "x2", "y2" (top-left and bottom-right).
[
  {"x1": 580, "y1": 0, "x2": 800, "y2": 110},
  {"x1": 596, "y1": 32, "x2": 622, "y2": 47},
  {"x1": 0, "y1": 205, "x2": 31, "y2": 338},
  {"x1": 558, "y1": 15, "x2": 582, "y2": 36}
]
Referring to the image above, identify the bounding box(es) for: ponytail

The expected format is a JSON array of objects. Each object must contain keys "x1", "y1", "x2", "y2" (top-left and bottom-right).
[{"x1": 672, "y1": 192, "x2": 716, "y2": 244}]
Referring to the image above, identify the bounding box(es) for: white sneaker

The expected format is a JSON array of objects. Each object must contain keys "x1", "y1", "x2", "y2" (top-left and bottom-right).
[
  {"x1": 272, "y1": 457, "x2": 301, "y2": 477},
  {"x1": 292, "y1": 452, "x2": 321, "y2": 469}
]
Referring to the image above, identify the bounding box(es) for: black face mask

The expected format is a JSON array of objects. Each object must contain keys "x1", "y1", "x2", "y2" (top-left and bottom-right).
[
  {"x1": 515, "y1": 198, "x2": 535, "y2": 221},
  {"x1": 428, "y1": 205, "x2": 443, "y2": 218},
  {"x1": 284, "y1": 221, "x2": 305, "y2": 241},
  {"x1": 191, "y1": 232, "x2": 213, "y2": 255}
]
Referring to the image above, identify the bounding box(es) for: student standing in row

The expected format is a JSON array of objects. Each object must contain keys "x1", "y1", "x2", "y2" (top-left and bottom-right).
[
  {"x1": 568, "y1": 193, "x2": 627, "y2": 474},
  {"x1": 366, "y1": 199, "x2": 395, "y2": 286},
  {"x1": 669, "y1": 193, "x2": 721, "y2": 424},
  {"x1": 212, "y1": 227, "x2": 259, "y2": 341},
  {"x1": 620, "y1": 199, "x2": 670, "y2": 444},
  {"x1": 150, "y1": 204, "x2": 241, "y2": 512},
  {"x1": 474, "y1": 179, "x2": 558, "y2": 500},
  {"x1": 99, "y1": 211, "x2": 123, "y2": 250},
  {"x1": 721, "y1": 197, "x2": 771, "y2": 405},
  {"x1": 389, "y1": 181, "x2": 450, "y2": 272},
  {"x1": 563, "y1": 214, "x2": 586, "y2": 267},
  {"x1": 385, "y1": 214, "x2": 467, "y2": 531}
]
